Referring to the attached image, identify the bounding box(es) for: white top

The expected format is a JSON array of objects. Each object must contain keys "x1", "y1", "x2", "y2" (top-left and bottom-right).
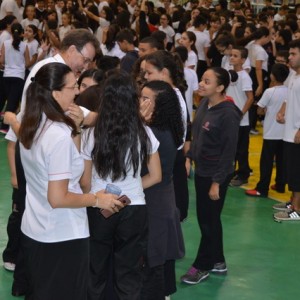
[
  {"x1": 187, "y1": 28, "x2": 210, "y2": 61},
  {"x1": 226, "y1": 70, "x2": 253, "y2": 126},
  {"x1": 0, "y1": 30, "x2": 11, "y2": 59},
  {"x1": 25, "y1": 39, "x2": 39, "y2": 71},
  {"x1": 221, "y1": 55, "x2": 251, "y2": 72},
  {"x1": 185, "y1": 50, "x2": 198, "y2": 71},
  {"x1": 174, "y1": 88, "x2": 187, "y2": 149},
  {"x1": 246, "y1": 41, "x2": 268, "y2": 72},
  {"x1": 81, "y1": 126, "x2": 159, "y2": 205},
  {"x1": 59, "y1": 25, "x2": 72, "y2": 41},
  {"x1": 283, "y1": 73, "x2": 300, "y2": 143},
  {"x1": 274, "y1": 13, "x2": 285, "y2": 22},
  {"x1": 284, "y1": 68, "x2": 296, "y2": 87},
  {"x1": 100, "y1": 43, "x2": 126, "y2": 59},
  {"x1": 20, "y1": 18, "x2": 40, "y2": 29},
  {"x1": 257, "y1": 86, "x2": 287, "y2": 140},
  {"x1": 158, "y1": 25, "x2": 175, "y2": 44},
  {"x1": 98, "y1": 1, "x2": 109, "y2": 14},
  {"x1": 0, "y1": 0, "x2": 22, "y2": 22},
  {"x1": 21, "y1": 114, "x2": 89, "y2": 243},
  {"x1": 3, "y1": 40, "x2": 26, "y2": 79},
  {"x1": 184, "y1": 67, "x2": 198, "y2": 122}
]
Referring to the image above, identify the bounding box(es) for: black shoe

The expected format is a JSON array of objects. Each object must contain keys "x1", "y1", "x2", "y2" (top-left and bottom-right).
[{"x1": 210, "y1": 262, "x2": 227, "y2": 274}]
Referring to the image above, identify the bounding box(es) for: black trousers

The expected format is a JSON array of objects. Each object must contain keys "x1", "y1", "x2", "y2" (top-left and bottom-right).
[
  {"x1": 141, "y1": 260, "x2": 176, "y2": 300},
  {"x1": 2, "y1": 141, "x2": 27, "y2": 292},
  {"x1": 193, "y1": 174, "x2": 231, "y2": 270},
  {"x1": 173, "y1": 149, "x2": 189, "y2": 221},
  {"x1": 4, "y1": 77, "x2": 24, "y2": 112},
  {"x1": 87, "y1": 205, "x2": 147, "y2": 300},
  {"x1": 196, "y1": 60, "x2": 208, "y2": 82},
  {"x1": 0, "y1": 70, "x2": 6, "y2": 112},
  {"x1": 235, "y1": 126, "x2": 251, "y2": 180},
  {"x1": 256, "y1": 139, "x2": 285, "y2": 195},
  {"x1": 22, "y1": 234, "x2": 89, "y2": 300}
]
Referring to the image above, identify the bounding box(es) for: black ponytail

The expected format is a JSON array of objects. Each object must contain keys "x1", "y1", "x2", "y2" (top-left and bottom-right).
[{"x1": 11, "y1": 23, "x2": 23, "y2": 51}]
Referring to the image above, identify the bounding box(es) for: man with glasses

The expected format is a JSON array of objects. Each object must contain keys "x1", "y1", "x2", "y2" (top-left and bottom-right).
[{"x1": 2, "y1": 28, "x2": 99, "y2": 297}]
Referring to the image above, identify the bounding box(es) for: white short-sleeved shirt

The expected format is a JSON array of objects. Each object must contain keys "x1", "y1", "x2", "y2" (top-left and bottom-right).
[
  {"x1": 20, "y1": 18, "x2": 40, "y2": 29},
  {"x1": 284, "y1": 68, "x2": 296, "y2": 87},
  {"x1": 3, "y1": 40, "x2": 26, "y2": 79},
  {"x1": 187, "y1": 28, "x2": 210, "y2": 61},
  {"x1": 0, "y1": 30, "x2": 11, "y2": 60},
  {"x1": 246, "y1": 41, "x2": 268, "y2": 72},
  {"x1": 158, "y1": 25, "x2": 175, "y2": 44},
  {"x1": 0, "y1": 0, "x2": 22, "y2": 22},
  {"x1": 283, "y1": 73, "x2": 300, "y2": 143},
  {"x1": 21, "y1": 115, "x2": 88, "y2": 243},
  {"x1": 59, "y1": 25, "x2": 72, "y2": 41},
  {"x1": 100, "y1": 43, "x2": 126, "y2": 59},
  {"x1": 185, "y1": 50, "x2": 198, "y2": 71},
  {"x1": 174, "y1": 88, "x2": 187, "y2": 149},
  {"x1": 25, "y1": 39, "x2": 39, "y2": 71},
  {"x1": 184, "y1": 67, "x2": 198, "y2": 121},
  {"x1": 257, "y1": 86, "x2": 287, "y2": 140},
  {"x1": 226, "y1": 70, "x2": 253, "y2": 126},
  {"x1": 81, "y1": 126, "x2": 159, "y2": 205},
  {"x1": 221, "y1": 55, "x2": 251, "y2": 72}
]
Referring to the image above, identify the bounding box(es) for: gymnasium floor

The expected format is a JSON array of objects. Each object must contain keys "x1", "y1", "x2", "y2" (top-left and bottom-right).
[{"x1": 0, "y1": 126, "x2": 299, "y2": 300}]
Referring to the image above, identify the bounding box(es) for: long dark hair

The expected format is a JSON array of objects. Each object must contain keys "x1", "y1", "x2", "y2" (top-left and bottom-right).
[
  {"x1": 143, "y1": 80, "x2": 184, "y2": 148},
  {"x1": 145, "y1": 50, "x2": 187, "y2": 96},
  {"x1": 11, "y1": 23, "x2": 23, "y2": 51},
  {"x1": 19, "y1": 63, "x2": 77, "y2": 149},
  {"x1": 92, "y1": 71, "x2": 150, "y2": 181}
]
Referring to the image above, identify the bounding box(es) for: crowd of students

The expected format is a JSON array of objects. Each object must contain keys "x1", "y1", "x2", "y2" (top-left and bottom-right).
[{"x1": 1, "y1": 0, "x2": 300, "y2": 299}]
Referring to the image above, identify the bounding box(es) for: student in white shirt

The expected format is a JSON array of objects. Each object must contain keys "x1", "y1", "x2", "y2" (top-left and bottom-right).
[
  {"x1": 24, "y1": 25, "x2": 39, "y2": 76},
  {"x1": 226, "y1": 47, "x2": 254, "y2": 187},
  {"x1": 158, "y1": 13, "x2": 175, "y2": 51},
  {"x1": 246, "y1": 64, "x2": 289, "y2": 197},
  {"x1": 0, "y1": 23, "x2": 30, "y2": 118},
  {"x1": 20, "y1": 5, "x2": 40, "y2": 29},
  {"x1": 188, "y1": 14, "x2": 210, "y2": 81},
  {"x1": 246, "y1": 27, "x2": 270, "y2": 133},
  {"x1": 18, "y1": 62, "x2": 122, "y2": 299},
  {"x1": 179, "y1": 31, "x2": 198, "y2": 71},
  {"x1": 274, "y1": 40, "x2": 300, "y2": 221},
  {"x1": 58, "y1": 12, "x2": 72, "y2": 41},
  {"x1": 81, "y1": 72, "x2": 161, "y2": 299}
]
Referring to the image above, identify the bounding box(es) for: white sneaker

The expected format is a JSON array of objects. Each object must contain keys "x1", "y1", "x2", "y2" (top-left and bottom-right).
[
  {"x1": 3, "y1": 262, "x2": 16, "y2": 271},
  {"x1": 165, "y1": 296, "x2": 171, "y2": 300}
]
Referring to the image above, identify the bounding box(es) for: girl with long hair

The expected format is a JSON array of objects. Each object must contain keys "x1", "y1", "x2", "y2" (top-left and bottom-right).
[
  {"x1": 0, "y1": 23, "x2": 30, "y2": 133},
  {"x1": 81, "y1": 71, "x2": 161, "y2": 300},
  {"x1": 140, "y1": 80, "x2": 185, "y2": 299},
  {"x1": 143, "y1": 50, "x2": 190, "y2": 222},
  {"x1": 179, "y1": 31, "x2": 198, "y2": 71},
  {"x1": 18, "y1": 62, "x2": 121, "y2": 299}
]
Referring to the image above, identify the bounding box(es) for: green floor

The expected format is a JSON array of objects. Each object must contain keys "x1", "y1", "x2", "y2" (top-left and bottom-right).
[{"x1": 0, "y1": 135, "x2": 299, "y2": 300}]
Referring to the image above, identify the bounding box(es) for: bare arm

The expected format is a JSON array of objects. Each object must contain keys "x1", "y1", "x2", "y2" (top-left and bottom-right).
[
  {"x1": 142, "y1": 151, "x2": 162, "y2": 189},
  {"x1": 241, "y1": 90, "x2": 254, "y2": 115},
  {"x1": 7, "y1": 141, "x2": 17, "y2": 188},
  {"x1": 80, "y1": 159, "x2": 92, "y2": 193},
  {"x1": 255, "y1": 60, "x2": 263, "y2": 97},
  {"x1": 24, "y1": 45, "x2": 30, "y2": 68},
  {"x1": 48, "y1": 179, "x2": 122, "y2": 210}
]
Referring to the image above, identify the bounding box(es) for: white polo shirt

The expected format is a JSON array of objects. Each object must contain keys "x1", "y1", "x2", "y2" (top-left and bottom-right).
[
  {"x1": 257, "y1": 85, "x2": 287, "y2": 140},
  {"x1": 226, "y1": 70, "x2": 253, "y2": 126},
  {"x1": 21, "y1": 114, "x2": 89, "y2": 243},
  {"x1": 283, "y1": 73, "x2": 300, "y2": 143},
  {"x1": 81, "y1": 126, "x2": 159, "y2": 205}
]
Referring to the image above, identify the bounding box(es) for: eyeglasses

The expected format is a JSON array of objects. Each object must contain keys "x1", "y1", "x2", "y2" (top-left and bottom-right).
[
  {"x1": 64, "y1": 82, "x2": 79, "y2": 90},
  {"x1": 76, "y1": 48, "x2": 93, "y2": 65}
]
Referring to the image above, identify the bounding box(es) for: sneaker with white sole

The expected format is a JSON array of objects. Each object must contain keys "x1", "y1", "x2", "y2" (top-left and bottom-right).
[
  {"x1": 3, "y1": 262, "x2": 15, "y2": 271},
  {"x1": 181, "y1": 266, "x2": 209, "y2": 285},
  {"x1": 274, "y1": 210, "x2": 300, "y2": 221},
  {"x1": 210, "y1": 262, "x2": 227, "y2": 274},
  {"x1": 272, "y1": 201, "x2": 292, "y2": 211}
]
